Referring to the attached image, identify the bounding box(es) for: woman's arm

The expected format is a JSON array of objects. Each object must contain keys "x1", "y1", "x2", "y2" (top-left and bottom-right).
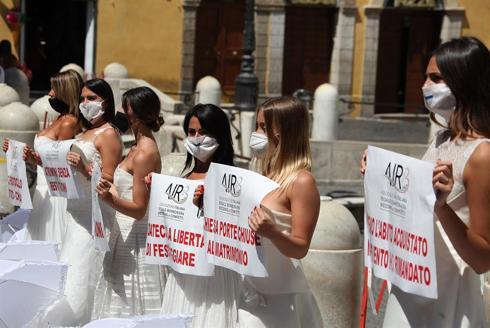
[
  {"x1": 96, "y1": 128, "x2": 122, "y2": 182},
  {"x1": 434, "y1": 142, "x2": 490, "y2": 274},
  {"x1": 98, "y1": 149, "x2": 160, "y2": 220},
  {"x1": 249, "y1": 170, "x2": 320, "y2": 259}
]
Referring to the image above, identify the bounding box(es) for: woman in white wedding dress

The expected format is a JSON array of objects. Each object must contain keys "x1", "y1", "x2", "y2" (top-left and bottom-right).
[
  {"x1": 2, "y1": 70, "x2": 82, "y2": 243},
  {"x1": 42, "y1": 78, "x2": 122, "y2": 327},
  {"x1": 239, "y1": 96, "x2": 323, "y2": 328},
  {"x1": 158, "y1": 104, "x2": 240, "y2": 328},
  {"x1": 93, "y1": 86, "x2": 166, "y2": 318}
]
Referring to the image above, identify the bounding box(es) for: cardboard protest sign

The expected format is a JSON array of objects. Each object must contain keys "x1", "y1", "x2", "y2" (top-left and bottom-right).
[
  {"x1": 90, "y1": 161, "x2": 110, "y2": 252},
  {"x1": 364, "y1": 146, "x2": 437, "y2": 299},
  {"x1": 6, "y1": 140, "x2": 32, "y2": 209},
  {"x1": 203, "y1": 163, "x2": 279, "y2": 277},
  {"x1": 146, "y1": 174, "x2": 213, "y2": 276},
  {"x1": 37, "y1": 139, "x2": 82, "y2": 198}
]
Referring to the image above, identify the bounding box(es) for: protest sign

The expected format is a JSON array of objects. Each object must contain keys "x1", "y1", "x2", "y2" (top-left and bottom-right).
[
  {"x1": 90, "y1": 161, "x2": 109, "y2": 252},
  {"x1": 203, "y1": 163, "x2": 279, "y2": 277},
  {"x1": 364, "y1": 146, "x2": 437, "y2": 299},
  {"x1": 37, "y1": 139, "x2": 82, "y2": 198},
  {"x1": 145, "y1": 174, "x2": 214, "y2": 276},
  {"x1": 6, "y1": 140, "x2": 32, "y2": 209}
]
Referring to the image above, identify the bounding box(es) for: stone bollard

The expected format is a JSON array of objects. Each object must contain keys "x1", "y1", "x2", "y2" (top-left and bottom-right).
[
  {"x1": 4, "y1": 68, "x2": 30, "y2": 105},
  {"x1": 0, "y1": 102, "x2": 39, "y2": 214},
  {"x1": 30, "y1": 95, "x2": 58, "y2": 130},
  {"x1": 0, "y1": 83, "x2": 20, "y2": 107},
  {"x1": 302, "y1": 197, "x2": 363, "y2": 327},
  {"x1": 195, "y1": 76, "x2": 221, "y2": 106},
  {"x1": 104, "y1": 62, "x2": 129, "y2": 79},
  {"x1": 312, "y1": 83, "x2": 338, "y2": 141},
  {"x1": 60, "y1": 63, "x2": 85, "y2": 80}
]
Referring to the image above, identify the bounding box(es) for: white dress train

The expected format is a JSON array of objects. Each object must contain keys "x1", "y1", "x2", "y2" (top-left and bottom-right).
[{"x1": 93, "y1": 166, "x2": 166, "y2": 318}]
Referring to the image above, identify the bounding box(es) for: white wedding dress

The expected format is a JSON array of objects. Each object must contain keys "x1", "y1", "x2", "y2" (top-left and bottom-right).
[
  {"x1": 26, "y1": 135, "x2": 67, "y2": 243},
  {"x1": 93, "y1": 166, "x2": 166, "y2": 318},
  {"x1": 238, "y1": 206, "x2": 323, "y2": 328},
  {"x1": 41, "y1": 127, "x2": 115, "y2": 327}
]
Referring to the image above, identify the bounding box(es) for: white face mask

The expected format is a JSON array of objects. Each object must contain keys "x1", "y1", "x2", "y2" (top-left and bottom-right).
[
  {"x1": 80, "y1": 101, "x2": 105, "y2": 123},
  {"x1": 249, "y1": 132, "x2": 268, "y2": 157},
  {"x1": 422, "y1": 83, "x2": 456, "y2": 121},
  {"x1": 184, "y1": 136, "x2": 219, "y2": 163}
]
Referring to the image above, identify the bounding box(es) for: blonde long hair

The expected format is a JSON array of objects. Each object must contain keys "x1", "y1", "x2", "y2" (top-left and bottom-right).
[
  {"x1": 50, "y1": 70, "x2": 83, "y2": 121},
  {"x1": 258, "y1": 96, "x2": 312, "y2": 188}
]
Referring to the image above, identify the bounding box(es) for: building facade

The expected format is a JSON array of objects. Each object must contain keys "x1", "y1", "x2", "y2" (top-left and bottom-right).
[{"x1": 0, "y1": 0, "x2": 488, "y2": 116}]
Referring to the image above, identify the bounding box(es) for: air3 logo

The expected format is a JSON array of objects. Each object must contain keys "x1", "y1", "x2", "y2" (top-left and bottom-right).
[
  {"x1": 384, "y1": 162, "x2": 409, "y2": 193},
  {"x1": 221, "y1": 173, "x2": 242, "y2": 197},
  {"x1": 165, "y1": 183, "x2": 189, "y2": 204}
]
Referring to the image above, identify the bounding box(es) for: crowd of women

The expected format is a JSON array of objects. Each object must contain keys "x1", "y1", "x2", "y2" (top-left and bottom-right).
[{"x1": 2, "y1": 36, "x2": 490, "y2": 328}]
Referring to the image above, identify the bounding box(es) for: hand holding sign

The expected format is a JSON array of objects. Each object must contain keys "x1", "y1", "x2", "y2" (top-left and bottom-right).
[
  {"x1": 432, "y1": 160, "x2": 454, "y2": 208},
  {"x1": 248, "y1": 206, "x2": 278, "y2": 239}
]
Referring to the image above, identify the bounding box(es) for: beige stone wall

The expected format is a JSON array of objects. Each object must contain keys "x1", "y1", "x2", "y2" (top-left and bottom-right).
[
  {"x1": 458, "y1": 0, "x2": 490, "y2": 47},
  {"x1": 96, "y1": 0, "x2": 184, "y2": 93}
]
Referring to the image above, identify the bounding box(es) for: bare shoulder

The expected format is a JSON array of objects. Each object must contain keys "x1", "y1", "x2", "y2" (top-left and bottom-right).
[
  {"x1": 465, "y1": 140, "x2": 490, "y2": 177},
  {"x1": 134, "y1": 138, "x2": 160, "y2": 162},
  {"x1": 59, "y1": 114, "x2": 77, "y2": 127},
  {"x1": 292, "y1": 169, "x2": 317, "y2": 189},
  {"x1": 100, "y1": 126, "x2": 120, "y2": 140}
]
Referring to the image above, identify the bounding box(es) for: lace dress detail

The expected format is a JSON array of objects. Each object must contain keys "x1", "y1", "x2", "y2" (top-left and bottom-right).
[
  {"x1": 238, "y1": 206, "x2": 323, "y2": 328},
  {"x1": 41, "y1": 127, "x2": 116, "y2": 327},
  {"x1": 93, "y1": 166, "x2": 166, "y2": 318},
  {"x1": 383, "y1": 130, "x2": 489, "y2": 328},
  {"x1": 26, "y1": 135, "x2": 67, "y2": 243}
]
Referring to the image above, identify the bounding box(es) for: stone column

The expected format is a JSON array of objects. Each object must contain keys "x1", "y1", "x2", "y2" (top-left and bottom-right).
[
  {"x1": 329, "y1": 0, "x2": 357, "y2": 98},
  {"x1": 255, "y1": 0, "x2": 286, "y2": 98},
  {"x1": 439, "y1": 7, "x2": 465, "y2": 43},
  {"x1": 180, "y1": 0, "x2": 201, "y2": 99},
  {"x1": 360, "y1": 5, "x2": 382, "y2": 117}
]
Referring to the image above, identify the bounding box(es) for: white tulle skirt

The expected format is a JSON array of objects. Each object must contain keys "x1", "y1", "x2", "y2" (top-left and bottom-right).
[{"x1": 161, "y1": 267, "x2": 241, "y2": 328}]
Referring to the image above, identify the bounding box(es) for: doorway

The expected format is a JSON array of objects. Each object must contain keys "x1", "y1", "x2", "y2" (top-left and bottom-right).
[
  {"x1": 25, "y1": 0, "x2": 87, "y2": 91},
  {"x1": 194, "y1": 0, "x2": 245, "y2": 94},
  {"x1": 374, "y1": 8, "x2": 443, "y2": 114}
]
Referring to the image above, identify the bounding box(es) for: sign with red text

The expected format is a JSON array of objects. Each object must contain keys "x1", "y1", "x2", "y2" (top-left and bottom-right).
[
  {"x1": 6, "y1": 140, "x2": 32, "y2": 209},
  {"x1": 90, "y1": 161, "x2": 109, "y2": 252},
  {"x1": 364, "y1": 146, "x2": 437, "y2": 299},
  {"x1": 146, "y1": 174, "x2": 214, "y2": 276},
  {"x1": 203, "y1": 163, "x2": 279, "y2": 277},
  {"x1": 37, "y1": 139, "x2": 82, "y2": 198}
]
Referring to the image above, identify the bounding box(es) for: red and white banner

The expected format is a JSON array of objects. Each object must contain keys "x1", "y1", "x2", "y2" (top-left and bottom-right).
[
  {"x1": 364, "y1": 146, "x2": 437, "y2": 299},
  {"x1": 145, "y1": 174, "x2": 214, "y2": 276},
  {"x1": 37, "y1": 139, "x2": 82, "y2": 199},
  {"x1": 90, "y1": 161, "x2": 109, "y2": 252},
  {"x1": 203, "y1": 163, "x2": 279, "y2": 277},
  {"x1": 6, "y1": 140, "x2": 32, "y2": 209}
]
